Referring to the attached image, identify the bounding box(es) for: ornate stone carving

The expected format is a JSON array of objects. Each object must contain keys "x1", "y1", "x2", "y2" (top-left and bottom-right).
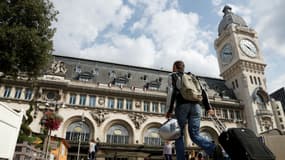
[
  {"x1": 128, "y1": 113, "x2": 147, "y2": 129},
  {"x1": 49, "y1": 61, "x2": 67, "y2": 74},
  {"x1": 98, "y1": 97, "x2": 105, "y2": 105},
  {"x1": 90, "y1": 110, "x2": 109, "y2": 126},
  {"x1": 259, "y1": 117, "x2": 273, "y2": 132},
  {"x1": 135, "y1": 101, "x2": 141, "y2": 108}
]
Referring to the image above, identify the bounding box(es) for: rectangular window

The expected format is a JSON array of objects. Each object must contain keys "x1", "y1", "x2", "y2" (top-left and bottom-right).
[
  {"x1": 3, "y1": 86, "x2": 11, "y2": 98},
  {"x1": 117, "y1": 99, "x2": 124, "y2": 109},
  {"x1": 79, "y1": 95, "x2": 86, "y2": 105},
  {"x1": 258, "y1": 77, "x2": 262, "y2": 85},
  {"x1": 250, "y1": 76, "x2": 253, "y2": 84},
  {"x1": 24, "y1": 88, "x2": 32, "y2": 100},
  {"x1": 160, "y1": 103, "x2": 166, "y2": 113},
  {"x1": 89, "y1": 96, "x2": 96, "y2": 107},
  {"x1": 254, "y1": 76, "x2": 257, "y2": 85},
  {"x1": 126, "y1": 99, "x2": 132, "y2": 110},
  {"x1": 235, "y1": 111, "x2": 241, "y2": 120},
  {"x1": 229, "y1": 110, "x2": 234, "y2": 119},
  {"x1": 232, "y1": 81, "x2": 235, "y2": 89},
  {"x1": 108, "y1": 98, "x2": 115, "y2": 109},
  {"x1": 144, "y1": 101, "x2": 150, "y2": 112},
  {"x1": 152, "y1": 102, "x2": 158, "y2": 112},
  {"x1": 235, "y1": 79, "x2": 239, "y2": 88},
  {"x1": 69, "y1": 94, "x2": 76, "y2": 105},
  {"x1": 14, "y1": 88, "x2": 22, "y2": 99},
  {"x1": 223, "y1": 109, "x2": 228, "y2": 119}
]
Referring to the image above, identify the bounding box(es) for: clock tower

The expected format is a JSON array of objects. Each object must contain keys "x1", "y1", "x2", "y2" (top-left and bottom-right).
[{"x1": 214, "y1": 6, "x2": 277, "y2": 134}]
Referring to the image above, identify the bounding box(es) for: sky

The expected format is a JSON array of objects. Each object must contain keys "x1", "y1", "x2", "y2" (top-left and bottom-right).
[{"x1": 51, "y1": 0, "x2": 285, "y2": 93}]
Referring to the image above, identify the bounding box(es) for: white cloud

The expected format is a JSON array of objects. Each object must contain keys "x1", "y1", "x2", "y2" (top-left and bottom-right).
[
  {"x1": 269, "y1": 73, "x2": 285, "y2": 93},
  {"x1": 211, "y1": 0, "x2": 222, "y2": 6},
  {"x1": 80, "y1": 34, "x2": 156, "y2": 67},
  {"x1": 250, "y1": 0, "x2": 285, "y2": 57},
  {"x1": 52, "y1": 0, "x2": 133, "y2": 55},
  {"x1": 52, "y1": 0, "x2": 219, "y2": 77}
]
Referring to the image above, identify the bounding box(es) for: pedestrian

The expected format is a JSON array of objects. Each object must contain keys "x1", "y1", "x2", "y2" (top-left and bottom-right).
[
  {"x1": 165, "y1": 60, "x2": 223, "y2": 160},
  {"x1": 89, "y1": 139, "x2": 98, "y2": 160},
  {"x1": 163, "y1": 141, "x2": 173, "y2": 160}
]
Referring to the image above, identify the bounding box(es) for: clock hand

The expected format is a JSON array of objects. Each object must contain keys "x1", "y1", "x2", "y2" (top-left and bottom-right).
[{"x1": 245, "y1": 45, "x2": 252, "y2": 51}]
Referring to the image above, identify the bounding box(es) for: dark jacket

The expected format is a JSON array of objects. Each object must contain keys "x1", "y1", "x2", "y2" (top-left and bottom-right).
[{"x1": 166, "y1": 72, "x2": 212, "y2": 114}]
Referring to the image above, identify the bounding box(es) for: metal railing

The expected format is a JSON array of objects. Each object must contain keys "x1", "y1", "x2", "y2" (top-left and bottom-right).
[{"x1": 13, "y1": 142, "x2": 46, "y2": 160}]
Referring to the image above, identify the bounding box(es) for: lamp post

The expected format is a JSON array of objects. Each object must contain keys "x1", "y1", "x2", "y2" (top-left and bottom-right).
[
  {"x1": 42, "y1": 101, "x2": 64, "y2": 160},
  {"x1": 77, "y1": 113, "x2": 85, "y2": 160}
]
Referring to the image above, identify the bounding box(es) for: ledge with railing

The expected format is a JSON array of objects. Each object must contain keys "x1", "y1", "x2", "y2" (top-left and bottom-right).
[{"x1": 13, "y1": 142, "x2": 46, "y2": 160}]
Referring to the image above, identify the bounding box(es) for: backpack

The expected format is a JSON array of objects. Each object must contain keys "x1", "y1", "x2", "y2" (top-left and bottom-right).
[{"x1": 174, "y1": 73, "x2": 203, "y2": 102}]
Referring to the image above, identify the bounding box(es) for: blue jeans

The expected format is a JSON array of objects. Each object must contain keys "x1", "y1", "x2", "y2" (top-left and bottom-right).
[
  {"x1": 164, "y1": 154, "x2": 172, "y2": 160},
  {"x1": 174, "y1": 103, "x2": 216, "y2": 160}
]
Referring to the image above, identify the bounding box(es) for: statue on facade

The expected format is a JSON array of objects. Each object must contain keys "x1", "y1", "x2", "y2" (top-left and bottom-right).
[
  {"x1": 49, "y1": 61, "x2": 67, "y2": 75},
  {"x1": 90, "y1": 110, "x2": 109, "y2": 126},
  {"x1": 128, "y1": 113, "x2": 147, "y2": 129}
]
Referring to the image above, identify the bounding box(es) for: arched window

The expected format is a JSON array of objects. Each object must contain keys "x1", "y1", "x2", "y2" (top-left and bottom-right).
[
  {"x1": 144, "y1": 128, "x2": 162, "y2": 146},
  {"x1": 256, "y1": 94, "x2": 267, "y2": 109},
  {"x1": 106, "y1": 125, "x2": 129, "y2": 144},
  {"x1": 65, "y1": 121, "x2": 90, "y2": 142}
]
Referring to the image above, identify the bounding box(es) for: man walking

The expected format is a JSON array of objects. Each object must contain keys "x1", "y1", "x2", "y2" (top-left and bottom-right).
[{"x1": 165, "y1": 60, "x2": 223, "y2": 160}]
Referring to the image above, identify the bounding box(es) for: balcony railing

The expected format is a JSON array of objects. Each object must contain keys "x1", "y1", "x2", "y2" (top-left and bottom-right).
[{"x1": 14, "y1": 142, "x2": 45, "y2": 160}]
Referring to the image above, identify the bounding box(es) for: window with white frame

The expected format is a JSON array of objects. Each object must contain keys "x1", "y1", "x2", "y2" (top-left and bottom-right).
[
  {"x1": 106, "y1": 125, "x2": 129, "y2": 144},
  {"x1": 222, "y1": 109, "x2": 228, "y2": 119},
  {"x1": 69, "y1": 94, "x2": 76, "y2": 105},
  {"x1": 117, "y1": 98, "x2": 124, "y2": 109},
  {"x1": 3, "y1": 86, "x2": 11, "y2": 98},
  {"x1": 126, "y1": 99, "x2": 132, "y2": 110},
  {"x1": 235, "y1": 110, "x2": 241, "y2": 120},
  {"x1": 152, "y1": 102, "x2": 158, "y2": 112},
  {"x1": 24, "y1": 88, "x2": 32, "y2": 100},
  {"x1": 160, "y1": 103, "x2": 166, "y2": 113},
  {"x1": 65, "y1": 121, "x2": 90, "y2": 142},
  {"x1": 108, "y1": 98, "x2": 115, "y2": 109},
  {"x1": 144, "y1": 128, "x2": 162, "y2": 146},
  {"x1": 14, "y1": 88, "x2": 22, "y2": 99},
  {"x1": 144, "y1": 101, "x2": 150, "y2": 112},
  {"x1": 89, "y1": 96, "x2": 96, "y2": 107},
  {"x1": 229, "y1": 110, "x2": 234, "y2": 119},
  {"x1": 79, "y1": 95, "x2": 86, "y2": 106}
]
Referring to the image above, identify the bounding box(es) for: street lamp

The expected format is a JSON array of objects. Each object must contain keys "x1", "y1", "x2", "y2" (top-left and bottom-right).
[
  {"x1": 41, "y1": 101, "x2": 64, "y2": 160},
  {"x1": 77, "y1": 113, "x2": 85, "y2": 160}
]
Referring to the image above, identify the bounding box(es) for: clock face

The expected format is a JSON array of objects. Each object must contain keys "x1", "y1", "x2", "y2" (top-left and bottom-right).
[
  {"x1": 221, "y1": 43, "x2": 233, "y2": 65},
  {"x1": 239, "y1": 39, "x2": 257, "y2": 58}
]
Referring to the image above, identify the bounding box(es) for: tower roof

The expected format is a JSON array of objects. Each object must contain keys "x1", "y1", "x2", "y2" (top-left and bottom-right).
[{"x1": 218, "y1": 5, "x2": 247, "y2": 35}]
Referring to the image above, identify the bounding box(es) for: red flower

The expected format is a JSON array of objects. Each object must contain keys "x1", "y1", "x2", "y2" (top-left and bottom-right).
[{"x1": 42, "y1": 111, "x2": 63, "y2": 130}]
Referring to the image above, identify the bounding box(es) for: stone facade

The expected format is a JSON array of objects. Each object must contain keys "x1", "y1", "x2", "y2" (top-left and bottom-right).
[
  {"x1": 1, "y1": 5, "x2": 284, "y2": 160},
  {"x1": 0, "y1": 55, "x2": 244, "y2": 159}
]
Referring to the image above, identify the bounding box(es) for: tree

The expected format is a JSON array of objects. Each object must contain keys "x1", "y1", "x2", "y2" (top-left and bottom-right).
[{"x1": 0, "y1": 0, "x2": 58, "y2": 78}]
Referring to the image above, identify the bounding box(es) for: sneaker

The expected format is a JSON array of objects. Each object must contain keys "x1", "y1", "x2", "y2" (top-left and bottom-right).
[{"x1": 213, "y1": 144, "x2": 224, "y2": 160}]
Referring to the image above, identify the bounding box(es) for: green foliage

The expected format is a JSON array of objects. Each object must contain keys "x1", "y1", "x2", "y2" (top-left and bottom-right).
[
  {"x1": 0, "y1": 0, "x2": 58, "y2": 78},
  {"x1": 19, "y1": 104, "x2": 34, "y2": 136}
]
